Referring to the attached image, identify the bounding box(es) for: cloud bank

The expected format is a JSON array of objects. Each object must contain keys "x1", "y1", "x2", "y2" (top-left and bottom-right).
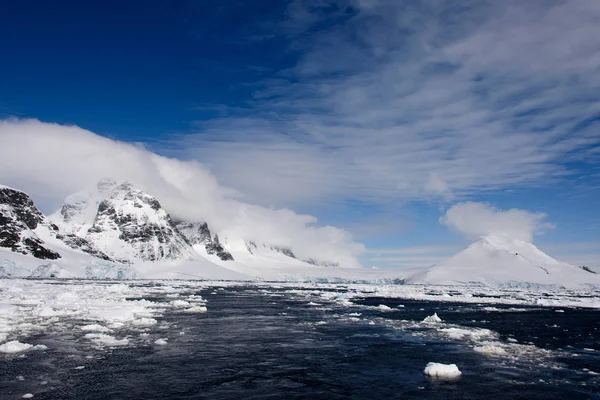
[
  {"x1": 0, "y1": 119, "x2": 363, "y2": 267},
  {"x1": 440, "y1": 202, "x2": 554, "y2": 242},
  {"x1": 178, "y1": 0, "x2": 600, "y2": 208}
]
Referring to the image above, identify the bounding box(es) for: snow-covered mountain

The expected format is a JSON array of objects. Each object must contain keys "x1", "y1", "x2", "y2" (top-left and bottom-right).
[
  {"x1": 0, "y1": 185, "x2": 112, "y2": 261},
  {"x1": 174, "y1": 221, "x2": 234, "y2": 261},
  {"x1": 52, "y1": 181, "x2": 197, "y2": 263},
  {"x1": 407, "y1": 234, "x2": 600, "y2": 287},
  {"x1": 0, "y1": 185, "x2": 61, "y2": 259},
  {"x1": 2, "y1": 180, "x2": 377, "y2": 280}
]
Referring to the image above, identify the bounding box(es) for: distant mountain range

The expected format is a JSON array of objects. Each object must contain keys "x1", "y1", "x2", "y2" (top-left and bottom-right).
[
  {"x1": 1, "y1": 181, "x2": 598, "y2": 287},
  {"x1": 0, "y1": 180, "x2": 342, "y2": 279}
]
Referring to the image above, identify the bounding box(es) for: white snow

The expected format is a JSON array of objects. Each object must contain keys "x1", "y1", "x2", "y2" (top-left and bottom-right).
[
  {"x1": 132, "y1": 318, "x2": 158, "y2": 328},
  {"x1": 422, "y1": 313, "x2": 442, "y2": 323},
  {"x1": 423, "y1": 362, "x2": 462, "y2": 379},
  {"x1": 0, "y1": 341, "x2": 34, "y2": 354},
  {"x1": 407, "y1": 234, "x2": 600, "y2": 288},
  {"x1": 84, "y1": 333, "x2": 129, "y2": 346},
  {"x1": 473, "y1": 344, "x2": 508, "y2": 356},
  {"x1": 80, "y1": 324, "x2": 112, "y2": 333},
  {"x1": 439, "y1": 327, "x2": 493, "y2": 341}
]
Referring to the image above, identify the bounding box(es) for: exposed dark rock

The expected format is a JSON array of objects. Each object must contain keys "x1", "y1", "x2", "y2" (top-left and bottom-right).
[
  {"x1": 579, "y1": 265, "x2": 598, "y2": 274},
  {"x1": 55, "y1": 233, "x2": 112, "y2": 261},
  {"x1": 175, "y1": 221, "x2": 234, "y2": 261},
  {"x1": 304, "y1": 258, "x2": 341, "y2": 268},
  {"x1": 86, "y1": 184, "x2": 195, "y2": 262},
  {"x1": 271, "y1": 246, "x2": 296, "y2": 259},
  {"x1": 0, "y1": 186, "x2": 61, "y2": 259}
]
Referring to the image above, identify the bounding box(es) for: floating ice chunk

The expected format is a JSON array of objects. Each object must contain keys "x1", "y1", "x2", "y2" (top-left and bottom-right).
[
  {"x1": 376, "y1": 304, "x2": 392, "y2": 311},
  {"x1": 422, "y1": 313, "x2": 442, "y2": 323},
  {"x1": 22, "y1": 394, "x2": 34, "y2": 399},
  {"x1": 171, "y1": 300, "x2": 190, "y2": 308},
  {"x1": 132, "y1": 318, "x2": 157, "y2": 327},
  {"x1": 315, "y1": 321, "x2": 327, "y2": 325},
  {"x1": 473, "y1": 344, "x2": 507, "y2": 356},
  {"x1": 154, "y1": 338, "x2": 168, "y2": 346},
  {"x1": 424, "y1": 362, "x2": 462, "y2": 379},
  {"x1": 184, "y1": 306, "x2": 207, "y2": 313},
  {"x1": 84, "y1": 333, "x2": 129, "y2": 346},
  {"x1": 0, "y1": 341, "x2": 33, "y2": 354},
  {"x1": 439, "y1": 327, "x2": 493, "y2": 341},
  {"x1": 81, "y1": 324, "x2": 112, "y2": 333},
  {"x1": 74, "y1": 366, "x2": 85, "y2": 370}
]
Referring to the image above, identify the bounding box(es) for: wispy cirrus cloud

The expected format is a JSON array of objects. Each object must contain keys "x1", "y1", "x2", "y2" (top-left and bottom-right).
[{"x1": 173, "y1": 0, "x2": 600, "y2": 209}]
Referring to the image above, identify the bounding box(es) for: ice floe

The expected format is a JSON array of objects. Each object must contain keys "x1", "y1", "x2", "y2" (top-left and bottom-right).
[
  {"x1": 422, "y1": 313, "x2": 442, "y2": 323},
  {"x1": 423, "y1": 362, "x2": 462, "y2": 379}
]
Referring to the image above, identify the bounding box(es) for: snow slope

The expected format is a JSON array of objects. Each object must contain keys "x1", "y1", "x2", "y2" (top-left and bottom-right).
[{"x1": 407, "y1": 234, "x2": 600, "y2": 287}]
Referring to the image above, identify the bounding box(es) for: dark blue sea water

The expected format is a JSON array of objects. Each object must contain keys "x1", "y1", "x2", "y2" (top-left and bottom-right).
[{"x1": 1, "y1": 285, "x2": 599, "y2": 399}]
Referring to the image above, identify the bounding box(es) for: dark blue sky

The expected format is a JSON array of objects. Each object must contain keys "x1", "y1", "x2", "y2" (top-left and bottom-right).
[{"x1": 0, "y1": 0, "x2": 293, "y2": 140}]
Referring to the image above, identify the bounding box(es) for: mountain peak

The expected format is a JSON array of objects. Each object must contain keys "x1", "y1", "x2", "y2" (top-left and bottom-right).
[{"x1": 407, "y1": 234, "x2": 598, "y2": 287}]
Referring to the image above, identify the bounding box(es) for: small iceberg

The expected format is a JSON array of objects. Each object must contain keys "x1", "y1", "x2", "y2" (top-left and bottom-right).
[
  {"x1": 424, "y1": 362, "x2": 462, "y2": 379},
  {"x1": 422, "y1": 313, "x2": 442, "y2": 323}
]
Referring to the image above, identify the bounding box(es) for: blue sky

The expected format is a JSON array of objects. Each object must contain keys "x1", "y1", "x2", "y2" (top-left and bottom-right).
[{"x1": 1, "y1": 0, "x2": 599, "y2": 269}]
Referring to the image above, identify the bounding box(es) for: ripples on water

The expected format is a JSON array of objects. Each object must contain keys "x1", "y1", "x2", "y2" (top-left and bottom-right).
[{"x1": 1, "y1": 285, "x2": 599, "y2": 399}]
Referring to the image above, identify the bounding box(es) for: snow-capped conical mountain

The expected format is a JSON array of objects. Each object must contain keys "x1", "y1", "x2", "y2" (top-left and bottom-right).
[
  {"x1": 174, "y1": 221, "x2": 234, "y2": 261},
  {"x1": 0, "y1": 185, "x2": 111, "y2": 261},
  {"x1": 82, "y1": 182, "x2": 196, "y2": 263},
  {"x1": 407, "y1": 234, "x2": 599, "y2": 287}
]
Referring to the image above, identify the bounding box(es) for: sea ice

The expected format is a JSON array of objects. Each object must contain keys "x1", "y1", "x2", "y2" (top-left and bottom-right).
[
  {"x1": 422, "y1": 313, "x2": 442, "y2": 323},
  {"x1": 84, "y1": 333, "x2": 129, "y2": 346},
  {"x1": 473, "y1": 344, "x2": 508, "y2": 356},
  {"x1": 423, "y1": 362, "x2": 462, "y2": 379},
  {"x1": 439, "y1": 327, "x2": 493, "y2": 341},
  {"x1": 184, "y1": 306, "x2": 207, "y2": 313},
  {"x1": 80, "y1": 324, "x2": 112, "y2": 333},
  {"x1": 0, "y1": 341, "x2": 34, "y2": 354},
  {"x1": 131, "y1": 318, "x2": 158, "y2": 327},
  {"x1": 154, "y1": 338, "x2": 168, "y2": 345}
]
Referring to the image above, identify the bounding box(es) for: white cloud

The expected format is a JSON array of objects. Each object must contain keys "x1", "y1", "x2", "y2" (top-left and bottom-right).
[
  {"x1": 0, "y1": 119, "x2": 363, "y2": 267},
  {"x1": 175, "y1": 0, "x2": 600, "y2": 208},
  {"x1": 440, "y1": 202, "x2": 554, "y2": 242}
]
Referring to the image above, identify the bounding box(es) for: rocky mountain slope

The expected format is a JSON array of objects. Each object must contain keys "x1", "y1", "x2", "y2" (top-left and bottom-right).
[
  {"x1": 53, "y1": 181, "x2": 197, "y2": 263},
  {"x1": 0, "y1": 185, "x2": 111, "y2": 260},
  {"x1": 174, "y1": 221, "x2": 234, "y2": 261}
]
